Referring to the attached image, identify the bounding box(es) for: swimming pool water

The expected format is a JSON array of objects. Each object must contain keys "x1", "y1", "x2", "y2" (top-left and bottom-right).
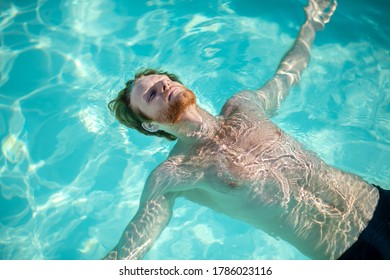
[{"x1": 0, "y1": 0, "x2": 389, "y2": 260}]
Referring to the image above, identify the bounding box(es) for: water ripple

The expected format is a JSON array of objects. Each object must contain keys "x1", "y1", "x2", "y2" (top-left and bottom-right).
[{"x1": 0, "y1": 0, "x2": 388, "y2": 260}]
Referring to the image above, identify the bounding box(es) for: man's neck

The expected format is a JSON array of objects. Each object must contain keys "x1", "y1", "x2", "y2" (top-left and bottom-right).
[{"x1": 160, "y1": 105, "x2": 219, "y2": 145}]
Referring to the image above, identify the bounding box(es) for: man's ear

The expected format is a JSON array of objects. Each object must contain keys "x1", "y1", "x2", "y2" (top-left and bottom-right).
[{"x1": 142, "y1": 122, "x2": 159, "y2": 133}]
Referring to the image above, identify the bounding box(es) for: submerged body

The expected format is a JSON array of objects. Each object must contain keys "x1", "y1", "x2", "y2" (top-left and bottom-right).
[
  {"x1": 104, "y1": 0, "x2": 384, "y2": 260},
  {"x1": 166, "y1": 93, "x2": 378, "y2": 259}
]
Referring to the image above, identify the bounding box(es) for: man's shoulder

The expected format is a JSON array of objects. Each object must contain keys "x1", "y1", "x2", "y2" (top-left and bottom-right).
[
  {"x1": 150, "y1": 156, "x2": 182, "y2": 175},
  {"x1": 220, "y1": 90, "x2": 267, "y2": 118},
  {"x1": 142, "y1": 159, "x2": 182, "y2": 199},
  {"x1": 143, "y1": 155, "x2": 200, "y2": 197},
  {"x1": 147, "y1": 154, "x2": 189, "y2": 183}
]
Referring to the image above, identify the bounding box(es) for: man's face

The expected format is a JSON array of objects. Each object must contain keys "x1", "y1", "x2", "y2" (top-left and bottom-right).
[{"x1": 129, "y1": 74, "x2": 196, "y2": 123}]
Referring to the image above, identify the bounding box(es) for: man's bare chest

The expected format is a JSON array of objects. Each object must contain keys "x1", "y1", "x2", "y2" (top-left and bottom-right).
[{"x1": 179, "y1": 117, "x2": 287, "y2": 187}]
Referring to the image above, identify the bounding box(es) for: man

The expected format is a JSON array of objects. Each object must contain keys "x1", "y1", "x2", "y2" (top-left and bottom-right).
[{"x1": 105, "y1": 0, "x2": 390, "y2": 260}]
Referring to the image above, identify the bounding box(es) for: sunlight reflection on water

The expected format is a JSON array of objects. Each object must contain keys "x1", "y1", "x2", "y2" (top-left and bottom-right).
[{"x1": 0, "y1": 0, "x2": 388, "y2": 260}]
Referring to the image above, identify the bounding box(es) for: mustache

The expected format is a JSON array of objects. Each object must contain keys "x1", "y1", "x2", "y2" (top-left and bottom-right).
[{"x1": 165, "y1": 89, "x2": 196, "y2": 123}]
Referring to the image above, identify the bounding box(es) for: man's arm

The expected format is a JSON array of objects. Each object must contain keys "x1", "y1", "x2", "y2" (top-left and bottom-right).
[
  {"x1": 103, "y1": 193, "x2": 174, "y2": 260},
  {"x1": 103, "y1": 169, "x2": 177, "y2": 260},
  {"x1": 253, "y1": 0, "x2": 337, "y2": 116}
]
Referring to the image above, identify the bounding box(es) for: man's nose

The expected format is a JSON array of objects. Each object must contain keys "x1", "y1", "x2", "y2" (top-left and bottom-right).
[{"x1": 160, "y1": 79, "x2": 171, "y2": 93}]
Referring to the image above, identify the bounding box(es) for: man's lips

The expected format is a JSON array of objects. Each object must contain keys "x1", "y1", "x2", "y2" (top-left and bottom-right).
[{"x1": 166, "y1": 87, "x2": 179, "y2": 101}]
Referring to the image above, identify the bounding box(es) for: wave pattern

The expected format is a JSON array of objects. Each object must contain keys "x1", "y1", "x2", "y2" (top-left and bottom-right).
[{"x1": 0, "y1": 0, "x2": 388, "y2": 259}]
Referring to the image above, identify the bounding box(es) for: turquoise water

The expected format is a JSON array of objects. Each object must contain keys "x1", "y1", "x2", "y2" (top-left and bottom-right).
[{"x1": 0, "y1": 0, "x2": 389, "y2": 260}]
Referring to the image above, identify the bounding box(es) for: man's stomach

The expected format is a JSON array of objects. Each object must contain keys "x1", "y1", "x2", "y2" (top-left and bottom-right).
[{"x1": 182, "y1": 163, "x2": 379, "y2": 259}]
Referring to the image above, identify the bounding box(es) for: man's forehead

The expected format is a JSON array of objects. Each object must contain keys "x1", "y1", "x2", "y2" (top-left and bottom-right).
[
  {"x1": 131, "y1": 74, "x2": 167, "y2": 95},
  {"x1": 136, "y1": 74, "x2": 168, "y2": 86}
]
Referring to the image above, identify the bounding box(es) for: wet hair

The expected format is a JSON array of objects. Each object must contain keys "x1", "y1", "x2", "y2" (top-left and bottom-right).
[{"x1": 108, "y1": 68, "x2": 182, "y2": 141}]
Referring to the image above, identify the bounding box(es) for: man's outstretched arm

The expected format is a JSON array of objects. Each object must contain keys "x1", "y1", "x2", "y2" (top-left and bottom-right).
[
  {"x1": 254, "y1": 0, "x2": 337, "y2": 116},
  {"x1": 103, "y1": 191, "x2": 175, "y2": 260}
]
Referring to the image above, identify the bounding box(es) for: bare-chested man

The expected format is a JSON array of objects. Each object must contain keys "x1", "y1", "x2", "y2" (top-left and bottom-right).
[{"x1": 104, "y1": 0, "x2": 390, "y2": 260}]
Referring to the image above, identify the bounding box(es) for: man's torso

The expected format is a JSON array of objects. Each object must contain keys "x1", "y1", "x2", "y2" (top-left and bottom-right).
[{"x1": 151, "y1": 94, "x2": 379, "y2": 259}]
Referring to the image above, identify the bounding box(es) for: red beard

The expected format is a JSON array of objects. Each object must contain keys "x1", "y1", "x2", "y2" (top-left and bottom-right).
[{"x1": 159, "y1": 89, "x2": 196, "y2": 124}]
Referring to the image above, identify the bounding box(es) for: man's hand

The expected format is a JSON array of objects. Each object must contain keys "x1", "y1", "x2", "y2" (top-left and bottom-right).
[{"x1": 305, "y1": 0, "x2": 337, "y2": 31}]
